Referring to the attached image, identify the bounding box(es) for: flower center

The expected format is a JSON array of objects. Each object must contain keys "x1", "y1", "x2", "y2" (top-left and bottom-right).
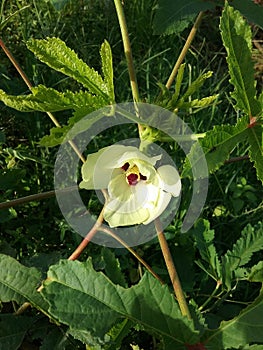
[{"x1": 121, "y1": 163, "x2": 147, "y2": 186}]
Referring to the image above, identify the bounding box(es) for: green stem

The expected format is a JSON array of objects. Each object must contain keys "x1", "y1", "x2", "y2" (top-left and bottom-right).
[
  {"x1": 198, "y1": 280, "x2": 222, "y2": 312},
  {"x1": 165, "y1": 12, "x2": 204, "y2": 90},
  {"x1": 155, "y1": 218, "x2": 191, "y2": 319},
  {"x1": 113, "y1": 0, "x2": 140, "y2": 103}
]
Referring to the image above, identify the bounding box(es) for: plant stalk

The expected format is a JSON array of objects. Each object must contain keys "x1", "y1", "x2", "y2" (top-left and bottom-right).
[
  {"x1": 155, "y1": 218, "x2": 191, "y2": 319},
  {"x1": 101, "y1": 226, "x2": 164, "y2": 284},
  {"x1": 165, "y1": 12, "x2": 204, "y2": 90},
  {"x1": 68, "y1": 210, "x2": 105, "y2": 261},
  {"x1": 113, "y1": 0, "x2": 140, "y2": 103}
]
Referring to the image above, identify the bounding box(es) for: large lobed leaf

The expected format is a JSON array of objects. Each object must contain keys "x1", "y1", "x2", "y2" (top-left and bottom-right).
[
  {"x1": 220, "y1": 3, "x2": 261, "y2": 116},
  {"x1": 0, "y1": 254, "x2": 48, "y2": 314},
  {"x1": 231, "y1": 0, "x2": 263, "y2": 29},
  {"x1": 41, "y1": 259, "x2": 201, "y2": 347},
  {"x1": 26, "y1": 37, "x2": 111, "y2": 101},
  {"x1": 153, "y1": 0, "x2": 218, "y2": 35},
  {"x1": 203, "y1": 291, "x2": 263, "y2": 349}
]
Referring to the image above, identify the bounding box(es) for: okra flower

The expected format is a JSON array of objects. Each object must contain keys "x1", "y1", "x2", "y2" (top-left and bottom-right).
[{"x1": 79, "y1": 145, "x2": 181, "y2": 227}]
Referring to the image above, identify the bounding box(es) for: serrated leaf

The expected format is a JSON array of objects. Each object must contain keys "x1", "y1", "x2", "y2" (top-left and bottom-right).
[
  {"x1": 153, "y1": 0, "x2": 217, "y2": 35},
  {"x1": 179, "y1": 95, "x2": 218, "y2": 110},
  {"x1": 101, "y1": 248, "x2": 127, "y2": 287},
  {"x1": 171, "y1": 63, "x2": 186, "y2": 104},
  {"x1": 247, "y1": 124, "x2": 263, "y2": 183},
  {"x1": 0, "y1": 254, "x2": 49, "y2": 315},
  {"x1": 220, "y1": 3, "x2": 261, "y2": 116},
  {"x1": 248, "y1": 261, "x2": 263, "y2": 283},
  {"x1": 182, "y1": 116, "x2": 249, "y2": 176},
  {"x1": 41, "y1": 259, "x2": 200, "y2": 345},
  {"x1": 221, "y1": 222, "x2": 263, "y2": 290},
  {"x1": 203, "y1": 291, "x2": 263, "y2": 349},
  {"x1": 192, "y1": 220, "x2": 221, "y2": 280},
  {"x1": 100, "y1": 40, "x2": 115, "y2": 103},
  {"x1": 0, "y1": 314, "x2": 34, "y2": 350},
  {"x1": 0, "y1": 86, "x2": 105, "y2": 112},
  {"x1": 26, "y1": 37, "x2": 110, "y2": 100},
  {"x1": 232, "y1": 0, "x2": 263, "y2": 29},
  {"x1": 178, "y1": 71, "x2": 213, "y2": 105},
  {"x1": 106, "y1": 319, "x2": 133, "y2": 350},
  {"x1": 67, "y1": 328, "x2": 107, "y2": 349}
]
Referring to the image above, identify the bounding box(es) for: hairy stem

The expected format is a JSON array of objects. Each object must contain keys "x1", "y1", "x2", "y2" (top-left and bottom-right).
[
  {"x1": 155, "y1": 218, "x2": 191, "y2": 319},
  {"x1": 68, "y1": 210, "x2": 105, "y2": 260},
  {"x1": 165, "y1": 12, "x2": 204, "y2": 89}
]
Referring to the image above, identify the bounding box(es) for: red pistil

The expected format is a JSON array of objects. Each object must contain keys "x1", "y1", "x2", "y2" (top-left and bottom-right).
[
  {"x1": 127, "y1": 173, "x2": 138, "y2": 186},
  {"x1": 121, "y1": 162, "x2": 147, "y2": 185},
  {"x1": 121, "y1": 162, "x2": 129, "y2": 171}
]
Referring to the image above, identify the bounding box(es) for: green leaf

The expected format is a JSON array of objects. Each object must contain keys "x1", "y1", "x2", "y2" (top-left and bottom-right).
[
  {"x1": 192, "y1": 219, "x2": 221, "y2": 280},
  {"x1": 0, "y1": 314, "x2": 34, "y2": 350},
  {"x1": 178, "y1": 95, "x2": 219, "y2": 110},
  {"x1": 178, "y1": 71, "x2": 214, "y2": 105},
  {"x1": 67, "y1": 328, "x2": 107, "y2": 349},
  {"x1": 247, "y1": 124, "x2": 263, "y2": 183},
  {"x1": 220, "y1": 3, "x2": 261, "y2": 116},
  {"x1": 100, "y1": 40, "x2": 115, "y2": 103},
  {"x1": 106, "y1": 319, "x2": 133, "y2": 350},
  {"x1": 182, "y1": 116, "x2": 249, "y2": 176},
  {"x1": 0, "y1": 254, "x2": 49, "y2": 315},
  {"x1": 0, "y1": 86, "x2": 105, "y2": 112},
  {"x1": 203, "y1": 291, "x2": 263, "y2": 349},
  {"x1": 41, "y1": 259, "x2": 200, "y2": 345},
  {"x1": 101, "y1": 248, "x2": 127, "y2": 287},
  {"x1": 26, "y1": 37, "x2": 110, "y2": 101},
  {"x1": 171, "y1": 63, "x2": 186, "y2": 104},
  {"x1": 153, "y1": 0, "x2": 217, "y2": 35},
  {"x1": 248, "y1": 261, "x2": 263, "y2": 283},
  {"x1": 221, "y1": 222, "x2": 263, "y2": 290},
  {"x1": 232, "y1": 0, "x2": 263, "y2": 29}
]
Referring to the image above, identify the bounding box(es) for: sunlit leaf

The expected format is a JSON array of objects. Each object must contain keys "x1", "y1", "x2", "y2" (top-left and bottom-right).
[
  {"x1": 41, "y1": 259, "x2": 201, "y2": 345},
  {"x1": 26, "y1": 37, "x2": 110, "y2": 100},
  {"x1": 220, "y1": 3, "x2": 261, "y2": 116}
]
